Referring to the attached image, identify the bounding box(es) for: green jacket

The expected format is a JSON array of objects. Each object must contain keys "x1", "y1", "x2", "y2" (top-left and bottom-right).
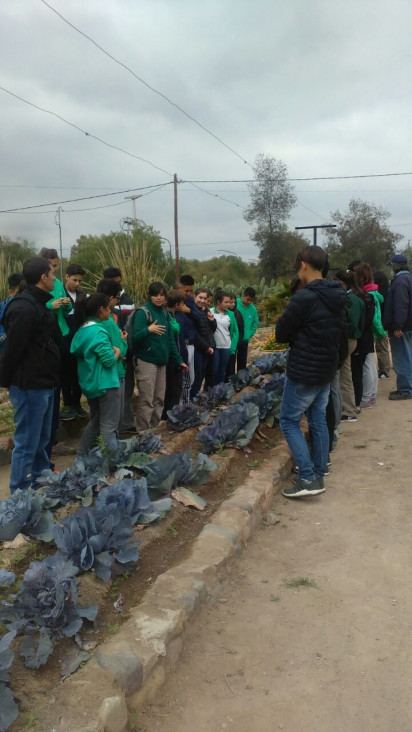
[
  {"x1": 365, "y1": 288, "x2": 387, "y2": 340},
  {"x1": 46, "y1": 277, "x2": 71, "y2": 336},
  {"x1": 100, "y1": 314, "x2": 128, "y2": 379},
  {"x1": 211, "y1": 307, "x2": 239, "y2": 355},
  {"x1": 131, "y1": 301, "x2": 183, "y2": 366},
  {"x1": 236, "y1": 298, "x2": 258, "y2": 342},
  {"x1": 70, "y1": 319, "x2": 119, "y2": 399},
  {"x1": 346, "y1": 291, "x2": 364, "y2": 339}
]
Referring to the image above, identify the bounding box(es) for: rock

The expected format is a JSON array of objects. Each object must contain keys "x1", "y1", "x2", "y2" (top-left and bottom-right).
[
  {"x1": 95, "y1": 640, "x2": 143, "y2": 694},
  {"x1": 3, "y1": 533, "x2": 30, "y2": 549},
  {"x1": 262, "y1": 512, "x2": 280, "y2": 526},
  {"x1": 97, "y1": 695, "x2": 128, "y2": 732}
]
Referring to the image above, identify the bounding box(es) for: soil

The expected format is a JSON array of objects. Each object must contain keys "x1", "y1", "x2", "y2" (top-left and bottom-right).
[{"x1": 139, "y1": 374, "x2": 412, "y2": 732}]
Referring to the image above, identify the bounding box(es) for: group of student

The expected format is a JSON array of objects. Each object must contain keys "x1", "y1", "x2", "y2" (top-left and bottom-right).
[{"x1": 0, "y1": 250, "x2": 259, "y2": 493}]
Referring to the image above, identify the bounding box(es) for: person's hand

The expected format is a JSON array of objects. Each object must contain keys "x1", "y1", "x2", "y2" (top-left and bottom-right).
[
  {"x1": 394, "y1": 329, "x2": 403, "y2": 338},
  {"x1": 207, "y1": 347, "x2": 214, "y2": 355},
  {"x1": 121, "y1": 330, "x2": 128, "y2": 340},
  {"x1": 180, "y1": 303, "x2": 191, "y2": 314},
  {"x1": 113, "y1": 346, "x2": 121, "y2": 359},
  {"x1": 206, "y1": 310, "x2": 215, "y2": 321},
  {"x1": 51, "y1": 298, "x2": 66, "y2": 310},
  {"x1": 180, "y1": 362, "x2": 189, "y2": 372},
  {"x1": 148, "y1": 320, "x2": 166, "y2": 335}
]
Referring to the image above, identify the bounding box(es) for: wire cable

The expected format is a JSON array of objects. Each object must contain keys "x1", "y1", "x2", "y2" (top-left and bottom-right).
[
  {"x1": 186, "y1": 172, "x2": 412, "y2": 183},
  {"x1": 39, "y1": 0, "x2": 251, "y2": 168}
]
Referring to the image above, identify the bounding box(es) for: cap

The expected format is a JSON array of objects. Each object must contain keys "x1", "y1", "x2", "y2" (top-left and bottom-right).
[{"x1": 391, "y1": 254, "x2": 408, "y2": 265}]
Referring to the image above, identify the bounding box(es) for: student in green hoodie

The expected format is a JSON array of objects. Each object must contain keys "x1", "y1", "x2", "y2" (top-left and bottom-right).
[
  {"x1": 236, "y1": 287, "x2": 258, "y2": 371},
  {"x1": 70, "y1": 293, "x2": 121, "y2": 456},
  {"x1": 96, "y1": 278, "x2": 128, "y2": 430},
  {"x1": 131, "y1": 281, "x2": 188, "y2": 433}
]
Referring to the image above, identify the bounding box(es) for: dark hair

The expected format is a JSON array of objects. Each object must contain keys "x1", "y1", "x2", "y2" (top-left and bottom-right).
[
  {"x1": 347, "y1": 260, "x2": 361, "y2": 272},
  {"x1": 74, "y1": 292, "x2": 110, "y2": 328},
  {"x1": 66, "y1": 263, "x2": 85, "y2": 277},
  {"x1": 148, "y1": 281, "x2": 167, "y2": 297},
  {"x1": 8, "y1": 272, "x2": 24, "y2": 290},
  {"x1": 227, "y1": 292, "x2": 236, "y2": 300},
  {"x1": 289, "y1": 275, "x2": 303, "y2": 296},
  {"x1": 206, "y1": 289, "x2": 213, "y2": 297},
  {"x1": 215, "y1": 290, "x2": 231, "y2": 304},
  {"x1": 96, "y1": 278, "x2": 122, "y2": 298},
  {"x1": 194, "y1": 287, "x2": 208, "y2": 296},
  {"x1": 294, "y1": 245, "x2": 328, "y2": 273},
  {"x1": 335, "y1": 269, "x2": 366, "y2": 300},
  {"x1": 103, "y1": 266, "x2": 122, "y2": 279},
  {"x1": 23, "y1": 257, "x2": 51, "y2": 285},
  {"x1": 39, "y1": 247, "x2": 59, "y2": 260},
  {"x1": 243, "y1": 286, "x2": 256, "y2": 298},
  {"x1": 166, "y1": 289, "x2": 184, "y2": 308},
  {"x1": 355, "y1": 261, "x2": 373, "y2": 288},
  {"x1": 373, "y1": 270, "x2": 389, "y2": 297},
  {"x1": 180, "y1": 274, "x2": 194, "y2": 286}
]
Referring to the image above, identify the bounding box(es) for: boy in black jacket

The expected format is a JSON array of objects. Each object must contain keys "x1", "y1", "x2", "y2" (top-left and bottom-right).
[{"x1": 276, "y1": 246, "x2": 346, "y2": 498}]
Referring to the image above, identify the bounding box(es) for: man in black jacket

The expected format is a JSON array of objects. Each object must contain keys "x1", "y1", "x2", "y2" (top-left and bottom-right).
[
  {"x1": 1, "y1": 257, "x2": 62, "y2": 493},
  {"x1": 276, "y1": 246, "x2": 346, "y2": 498},
  {"x1": 383, "y1": 254, "x2": 412, "y2": 400}
]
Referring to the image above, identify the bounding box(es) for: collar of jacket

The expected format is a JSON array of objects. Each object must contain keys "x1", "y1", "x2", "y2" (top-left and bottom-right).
[{"x1": 363, "y1": 283, "x2": 378, "y2": 292}]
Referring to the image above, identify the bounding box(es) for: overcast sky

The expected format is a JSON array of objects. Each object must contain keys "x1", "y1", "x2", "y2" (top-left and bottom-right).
[{"x1": 1, "y1": 0, "x2": 412, "y2": 263}]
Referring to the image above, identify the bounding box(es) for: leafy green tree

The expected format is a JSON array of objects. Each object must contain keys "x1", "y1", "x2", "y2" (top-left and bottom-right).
[
  {"x1": 258, "y1": 230, "x2": 308, "y2": 279},
  {"x1": 178, "y1": 255, "x2": 259, "y2": 287},
  {"x1": 244, "y1": 154, "x2": 297, "y2": 278},
  {"x1": 0, "y1": 236, "x2": 37, "y2": 297},
  {"x1": 325, "y1": 199, "x2": 402, "y2": 270}
]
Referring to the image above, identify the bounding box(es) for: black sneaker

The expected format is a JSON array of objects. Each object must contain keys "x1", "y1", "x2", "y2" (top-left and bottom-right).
[
  {"x1": 75, "y1": 405, "x2": 89, "y2": 418},
  {"x1": 59, "y1": 407, "x2": 78, "y2": 421},
  {"x1": 389, "y1": 391, "x2": 412, "y2": 401},
  {"x1": 283, "y1": 478, "x2": 325, "y2": 498},
  {"x1": 341, "y1": 415, "x2": 358, "y2": 422}
]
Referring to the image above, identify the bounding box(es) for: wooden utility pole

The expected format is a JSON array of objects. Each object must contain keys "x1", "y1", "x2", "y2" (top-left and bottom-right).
[{"x1": 174, "y1": 174, "x2": 179, "y2": 284}]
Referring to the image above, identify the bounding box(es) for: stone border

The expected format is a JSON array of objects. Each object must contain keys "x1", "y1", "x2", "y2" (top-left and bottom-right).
[{"x1": 44, "y1": 441, "x2": 293, "y2": 732}]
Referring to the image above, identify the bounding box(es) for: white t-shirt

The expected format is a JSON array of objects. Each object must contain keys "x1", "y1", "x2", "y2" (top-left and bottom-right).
[{"x1": 211, "y1": 308, "x2": 231, "y2": 349}]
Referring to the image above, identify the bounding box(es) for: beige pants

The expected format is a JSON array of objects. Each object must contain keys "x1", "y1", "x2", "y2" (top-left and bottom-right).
[
  {"x1": 340, "y1": 338, "x2": 357, "y2": 418},
  {"x1": 135, "y1": 360, "x2": 166, "y2": 433},
  {"x1": 376, "y1": 336, "x2": 391, "y2": 375}
]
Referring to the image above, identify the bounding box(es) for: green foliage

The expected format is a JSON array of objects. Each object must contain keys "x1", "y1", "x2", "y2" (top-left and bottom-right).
[
  {"x1": 258, "y1": 230, "x2": 307, "y2": 280},
  {"x1": 257, "y1": 279, "x2": 291, "y2": 322},
  {"x1": 0, "y1": 237, "x2": 37, "y2": 299},
  {"x1": 194, "y1": 275, "x2": 280, "y2": 300},
  {"x1": 325, "y1": 198, "x2": 402, "y2": 270},
  {"x1": 179, "y1": 255, "x2": 259, "y2": 288}
]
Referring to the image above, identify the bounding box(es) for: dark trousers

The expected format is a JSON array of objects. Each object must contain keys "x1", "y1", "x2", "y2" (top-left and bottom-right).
[
  {"x1": 204, "y1": 352, "x2": 214, "y2": 389},
  {"x1": 61, "y1": 336, "x2": 82, "y2": 408},
  {"x1": 190, "y1": 351, "x2": 207, "y2": 399},
  {"x1": 237, "y1": 340, "x2": 249, "y2": 371},
  {"x1": 45, "y1": 385, "x2": 61, "y2": 465},
  {"x1": 162, "y1": 362, "x2": 183, "y2": 419},
  {"x1": 225, "y1": 353, "x2": 236, "y2": 381},
  {"x1": 351, "y1": 352, "x2": 367, "y2": 406},
  {"x1": 119, "y1": 356, "x2": 135, "y2": 430}
]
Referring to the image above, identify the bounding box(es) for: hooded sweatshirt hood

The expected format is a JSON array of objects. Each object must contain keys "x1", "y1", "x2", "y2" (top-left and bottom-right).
[{"x1": 305, "y1": 279, "x2": 347, "y2": 314}]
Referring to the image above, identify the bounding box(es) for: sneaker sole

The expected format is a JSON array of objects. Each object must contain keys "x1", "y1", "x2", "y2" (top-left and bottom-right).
[
  {"x1": 59, "y1": 415, "x2": 77, "y2": 421},
  {"x1": 282, "y1": 486, "x2": 325, "y2": 498}
]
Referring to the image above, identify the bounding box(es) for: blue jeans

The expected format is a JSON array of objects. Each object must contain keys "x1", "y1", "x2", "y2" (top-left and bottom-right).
[
  {"x1": 279, "y1": 376, "x2": 330, "y2": 481},
  {"x1": 9, "y1": 386, "x2": 55, "y2": 492},
  {"x1": 213, "y1": 348, "x2": 231, "y2": 386},
  {"x1": 390, "y1": 331, "x2": 412, "y2": 395}
]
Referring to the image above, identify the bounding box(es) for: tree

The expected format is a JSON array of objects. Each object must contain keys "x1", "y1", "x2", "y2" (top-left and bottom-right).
[
  {"x1": 244, "y1": 154, "x2": 297, "y2": 278},
  {"x1": 0, "y1": 236, "x2": 37, "y2": 297},
  {"x1": 258, "y1": 230, "x2": 308, "y2": 279},
  {"x1": 324, "y1": 199, "x2": 402, "y2": 270},
  {"x1": 178, "y1": 255, "x2": 259, "y2": 287}
]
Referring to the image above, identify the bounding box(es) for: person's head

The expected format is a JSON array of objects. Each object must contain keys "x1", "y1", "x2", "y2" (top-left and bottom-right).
[
  {"x1": 103, "y1": 266, "x2": 122, "y2": 284},
  {"x1": 347, "y1": 259, "x2": 361, "y2": 273},
  {"x1": 227, "y1": 292, "x2": 237, "y2": 310},
  {"x1": 179, "y1": 274, "x2": 194, "y2": 299},
  {"x1": 373, "y1": 270, "x2": 389, "y2": 295},
  {"x1": 194, "y1": 288, "x2": 208, "y2": 308},
  {"x1": 65, "y1": 263, "x2": 85, "y2": 293},
  {"x1": 294, "y1": 246, "x2": 328, "y2": 285},
  {"x1": 96, "y1": 278, "x2": 122, "y2": 311},
  {"x1": 148, "y1": 281, "x2": 167, "y2": 306},
  {"x1": 390, "y1": 254, "x2": 409, "y2": 275},
  {"x1": 335, "y1": 269, "x2": 352, "y2": 290},
  {"x1": 206, "y1": 289, "x2": 213, "y2": 307},
  {"x1": 354, "y1": 261, "x2": 373, "y2": 289},
  {"x1": 166, "y1": 289, "x2": 185, "y2": 311},
  {"x1": 215, "y1": 290, "x2": 231, "y2": 311},
  {"x1": 241, "y1": 286, "x2": 256, "y2": 307},
  {"x1": 39, "y1": 247, "x2": 59, "y2": 273},
  {"x1": 7, "y1": 272, "x2": 24, "y2": 295},
  {"x1": 74, "y1": 292, "x2": 111, "y2": 328},
  {"x1": 23, "y1": 257, "x2": 54, "y2": 292}
]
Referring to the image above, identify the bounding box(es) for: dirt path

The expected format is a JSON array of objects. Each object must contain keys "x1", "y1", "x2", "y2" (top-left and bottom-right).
[{"x1": 140, "y1": 375, "x2": 412, "y2": 732}]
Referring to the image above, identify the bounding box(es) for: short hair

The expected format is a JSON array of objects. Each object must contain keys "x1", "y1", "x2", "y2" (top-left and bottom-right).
[
  {"x1": 166, "y1": 289, "x2": 184, "y2": 308},
  {"x1": 228, "y1": 292, "x2": 236, "y2": 300},
  {"x1": 294, "y1": 246, "x2": 327, "y2": 274},
  {"x1": 96, "y1": 278, "x2": 122, "y2": 297},
  {"x1": 194, "y1": 287, "x2": 208, "y2": 296},
  {"x1": 23, "y1": 257, "x2": 51, "y2": 285},
  {"x1": 148, "y1": 281, "x2": 167, "y2": 297},
  {"x1": 215, "y1": 290, "x2": 231, "y2": 304},
  {"x1": 103, "y1": 266, "x2": 122, "y2": 279},
  {"x1": 8, "y1": 272, "x2": 24, "y2": 290},
  {"x1": 39, "y1": 247, "x2": 59, "y2": 260},
  {"x1": 66, "y1": 263, "x2": 85, "y2": 277},
  {"x1": 180, "y1": 274, "x2": 194, "y2": 286},
  {"x1": 243, "y1": 286, "x2": 256, "y2": 298}
]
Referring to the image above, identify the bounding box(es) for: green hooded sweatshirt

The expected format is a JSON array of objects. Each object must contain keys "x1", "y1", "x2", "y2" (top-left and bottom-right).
[
  {"x1": 70, "y1": 319, "x2": 119, "y2": 399},
  {"x1": 100, "y1": 314, "x2": 128, "y2": 379},
  {"x1": 236, "y1": 298, "x2": 258, "y2": 342},
  {"x1": 46, "y1": 277, "x2": 71, "y2": 336},
  {"x1": 131, "y1": 301, "x2": 183, "y2": 366}
]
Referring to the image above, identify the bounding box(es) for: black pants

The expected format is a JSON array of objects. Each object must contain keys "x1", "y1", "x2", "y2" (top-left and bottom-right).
[
  {"x1": 225, "y1": 353, "x2": 236, "y2": 381},
  {"x1": 162, "y1": 362, "x2": 183, "y2": 419},
  {"x1": 237, "y1": 340, "x2": 249, "y2": 371},
  {"x1": 351, "y1": 352, "x2": 367, "y2": 407},
  {"x1": 61, "y1": 335, "x2": 82, "y2": 407},
  {"x1": 204, "y1": 352, "x2": 214, "y2": 389}
]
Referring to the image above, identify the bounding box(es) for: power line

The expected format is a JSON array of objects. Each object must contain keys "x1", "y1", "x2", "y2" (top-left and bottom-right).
[
  {"x1": 0, "y1": 85, "x2": 173, "y2": 177},
  {"x1": 186, "y1": 172, "x2": 412, "y2": 182},
  {"x1": 184, "y1": 181, "x2": 244, "y2": 209},
  {"x1": 39, "y1": 0, "x2": 251, "y2": 168}
]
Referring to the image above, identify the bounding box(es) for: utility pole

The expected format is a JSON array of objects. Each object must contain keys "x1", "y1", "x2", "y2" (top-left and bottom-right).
[
  {"x1": 125, "y1": 194, "x2": 143, "y2": 221},
  {"x1": 174, "y1": 174, "x2": 179, "y2": 284},
  {"x1": 55, "y1": 207, "x2": 63, "y2": 279},
  {"x1": 295, "y1": 224, "x2": 336, "y2": 246}
]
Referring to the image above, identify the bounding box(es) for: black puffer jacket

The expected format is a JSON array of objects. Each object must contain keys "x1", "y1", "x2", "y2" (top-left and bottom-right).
[
  {"x1": 193, "y1": 306, "x2": 217, "y2": 353},
  {"x1": 276, "y1": 279, "x2": 347, "y2": 386}
]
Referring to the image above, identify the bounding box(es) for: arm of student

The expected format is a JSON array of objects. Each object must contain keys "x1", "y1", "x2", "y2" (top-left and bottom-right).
[
  {"x1": 167, "y1": 322, "x2": 183, "y2": 365},
  {"x1": 92, "y1": 333, "x2": 118, "y2": 368},
  {"x1": 250, "y1": 305, "x2": 259, "y2": 338},
  {"x1": 2, "y1": 303, "x2": 36, "y2": 381},
  {"x1": 276, "y1": 293, "x2": 306, "y2": 343},
  {"x1": 229, "y1": 312, "x2": 239, "y2": 354},
  {"x1": 131, "y1": 308, "x2": 150, "y2": 347}
]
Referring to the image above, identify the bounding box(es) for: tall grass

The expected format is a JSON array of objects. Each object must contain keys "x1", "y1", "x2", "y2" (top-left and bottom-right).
[
  {"x1": 83, "y1": 238, "x2": 168, "y2": 305},
  {"x1": 0, "y1": 251, "x2": 22, "y2": 300}
]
